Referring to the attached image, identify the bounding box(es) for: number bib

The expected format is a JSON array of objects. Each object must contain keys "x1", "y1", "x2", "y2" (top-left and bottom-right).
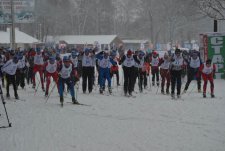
[
  {"x1": 60, "y1": 64, "x2": 72, "y2": 79},
  {"x1": 46, "y1": 61, "x2": 57, "y2": 73}
]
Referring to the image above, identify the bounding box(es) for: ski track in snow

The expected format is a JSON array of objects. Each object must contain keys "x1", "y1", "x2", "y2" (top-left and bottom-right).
[{"x1": 0, "y1": 79, "x2": 225, "y2": 151}]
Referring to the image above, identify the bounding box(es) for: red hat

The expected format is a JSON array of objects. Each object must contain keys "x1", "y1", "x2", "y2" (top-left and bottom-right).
[
  {"x1": 153, "y1": 51, "x2": 158, "y2": 55},
  {"x1": 127, "y1": 49, "x2": 132, "y2": 55}
]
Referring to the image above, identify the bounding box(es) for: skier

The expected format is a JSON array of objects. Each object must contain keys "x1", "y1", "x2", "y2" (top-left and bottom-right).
[
  {"x1": 110, "y1": 50, "x2": 120, "y2": 86},
  {"x1": 170, "y1": 49, "x2": 185, "y2": 99},
  {"x1": 81, "y1": 48, "x2": 95, "y2": 93},
  {"x1": 0, "y1": 52, "x2": 6, "y2": 87},
  {"x1": 58, "y1": 56, "x2": 79, "y2": 106},
  {"x1": 16, "y1": 50, "x2": 26, "y2": 89},
  {"x1": 137, "y1": 51, "x2": 147, "y2": 92},
  {"x1": 1, "y1": 55, "x2": 19, "y2": 99},
  {"x1": 159, "y1": 52, "x2": 171, "y2": 94},
  {"x1": 133, "y1": 50, "x2": 141, "y2": 92},
  {"x1": 44, "y1": 56, "x2": 59, "y2": 97},
  {"x1": 119, "y1": 49, "x2": 140, "y2": 96},
  {"x1": 26, "y1": 48, "x2": 35, "y2": 85},
  {"x1": 70, "y1": 50, "x2": 80, "y2": 84},
  {"x1": 32, "y1": 48, "x2": 45, "y2": 91},
  {"x1": 199, "y1": 59, "x2": 216, "y2": 98},
  {"x1": 150, "y1": 51, "x2": 160, "y2": 86},
  {"x1": 96, "y1": 50, "x2": 116, "y2": 94},
  {"x1": 183, "y1": 51, "x2": 202, "y2": 93}
]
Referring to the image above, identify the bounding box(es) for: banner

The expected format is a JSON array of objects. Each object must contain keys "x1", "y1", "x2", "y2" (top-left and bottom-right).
[
  {"x1": 207, "y1": 33, "x2": 225, "y2": 79},
  {"x1": 0, "y1": 0, "x2": 35, "y2": 24}
]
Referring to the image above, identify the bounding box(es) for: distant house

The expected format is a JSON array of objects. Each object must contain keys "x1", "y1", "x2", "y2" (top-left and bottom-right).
[
  {"x1": 122, "y1": 40, "x2": 150, "y2": 51},
  {"x1": 0, "y1": 28, "x2": 40, "y2": 48},
  {"x1": 45, "y1": 35, "x2": 123, "y2": 51}
]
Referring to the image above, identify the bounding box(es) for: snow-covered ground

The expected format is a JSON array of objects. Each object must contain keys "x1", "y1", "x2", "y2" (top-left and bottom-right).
[{"x1": 1, "y1": 78, "x2": 225, "y2": 151}]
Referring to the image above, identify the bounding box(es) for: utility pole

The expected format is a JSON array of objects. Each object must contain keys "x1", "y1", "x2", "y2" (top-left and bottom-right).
[
  {"x1": 10, "y1": 0, "x2": 16, "y2": 50},
  {"x1": 214, "y1": 20, "x2": 218, "y2": 32}
]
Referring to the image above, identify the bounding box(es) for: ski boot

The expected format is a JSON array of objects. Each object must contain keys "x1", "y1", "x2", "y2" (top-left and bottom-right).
[
  {"x1": 99, "y1": 87, "x2": 103, "y2": 94},
  {"x1": 198, "y1": 89, "x2": 202, "y2": 93},
  {"x1": 166, "y1": 89, "x2": 170, "y2": 95},
  {"x1": 182, "y1": 89, "x2": 187, "y2": 94},
  {"x1": 128, "y1": 92, "x2": 132, "y2": 97},
  {"x1": 60, "y1": 96, "x2": 64, "y2": 107},
  {"x1": 108, "y1": 87, "x2": 112, "y2": 94},
  {"x1": 211, "y1": 94, "x2": 215, "y2": 98},
  {"x1": 72, "y1": 97, "x2": 79, "y2": 104},
  {"x1": 161, "y1": 89, "x2": 165, "y2": 94},
  {"x1": 15, "y1": 94, "x2": 19, "y2": 100},
  {"x1": 203, "y1": 93, "x2": 206, "y2": 98},
  {"x1": 45, "y1": 92, "x2": 48, "y2": 97},
  {"x1": 177, "y1": 94, "x2": 181, "y2": 99},
  {"x1": 32, "y1": 85, "x2": 36, "y2": 89},
  {"x1": 6, "y1": 93, "x2": 10, "y2": 98},
  {"x1": 171, "y1": 93, "x2": 175, "y2": 99},
  {"x1": 42, "y1": 87, "x2": 45, "y2": 92},
  {"x1": 157, "y1": 82, "x2": 159, "y2": 86}
]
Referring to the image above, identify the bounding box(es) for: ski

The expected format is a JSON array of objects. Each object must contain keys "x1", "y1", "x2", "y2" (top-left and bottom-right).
[
  {"x1": 5, "y1": 98, "x2": 26, "y2": 102},
  {"x1": 124, "y1": 94, "x2": 136, "y2": 98},
  {"x1": 0, "y1": 125, "x2": 11, "y2": 129},
  {"x1": 66, "y1": 102, "x2": 91, "y2": 106}
]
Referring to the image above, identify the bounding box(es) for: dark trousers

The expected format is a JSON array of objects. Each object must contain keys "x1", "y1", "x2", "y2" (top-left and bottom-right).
[
  {"x1": 26, "y1": 67, "x2": 33, "y2": 85},
  {"x1": 16, "y1": 69, "x2": 25, "y2": 88},
  {"x1": 132, "y1": 67, "x2": 139, "y2": 91},
  {"x1": 123, "y1": 66, "x2": 135, "y2": 94},
  {"x1": 6, "y1": 74, "x2": 18, "y2": 97},
  {"x1": 171, "y1": 70, "x2": 182, "y2": 95},
  {"x1": 152, "y1": 68, "x2": 159, "y2": 85},
  {"x1": 184, "y1": 68, "x2": 201, "y2": 91},
  {"x1": 110, "y1": 70, "x2": 119, "y2": 85},
  {"x1": 82, "y1": 67, "x2": 94, "y2": 92},
  {"x1": 138, "y1": 70, "x2": 147, "y2": 91}
]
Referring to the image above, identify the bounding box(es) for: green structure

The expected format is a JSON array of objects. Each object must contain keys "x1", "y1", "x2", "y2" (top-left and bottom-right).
[{"x1": 200, "y1": 33, "x2": 225, "y2": 79}]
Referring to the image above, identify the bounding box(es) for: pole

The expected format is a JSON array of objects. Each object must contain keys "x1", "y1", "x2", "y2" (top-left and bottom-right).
[
  {"x1": 214, "y1": 20, "x2": 218, "y2": 32},
  {"x1": 0, "y1": 85, "x2": 12, "y2": 128},
  {"x1": 10, "y1": 0, "x2": 16, "y2": 50}
]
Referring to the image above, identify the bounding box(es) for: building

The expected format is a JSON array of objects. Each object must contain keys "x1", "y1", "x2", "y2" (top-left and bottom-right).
[
  {"x1": 0, "y1": 28, "x2": 40, "y2": 48},
  {"x1": 45, "y1": 35, "x2": 123, "y2": 51}
]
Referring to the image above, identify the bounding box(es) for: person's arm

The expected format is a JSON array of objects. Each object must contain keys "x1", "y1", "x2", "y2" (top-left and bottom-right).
[
  {"x1": 133, "y1": 55, "x2": 140, "y2": 64},
  {"x1": 119, "y1": 55, "x2": 126, "y2": 65}
]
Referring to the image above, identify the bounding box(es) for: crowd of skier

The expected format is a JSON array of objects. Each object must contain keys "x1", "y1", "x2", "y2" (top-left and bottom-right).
[{"x1": 0, "y1": 45, "x2": 216, "y2": 106}]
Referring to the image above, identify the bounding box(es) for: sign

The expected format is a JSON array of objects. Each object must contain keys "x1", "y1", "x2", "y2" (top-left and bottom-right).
[
  {"x1": 0, "y1": 0, "x2": 35, "y2": 24},
  {"x1": 207, "y1": 34, "x2": 225, "y2": 79}
]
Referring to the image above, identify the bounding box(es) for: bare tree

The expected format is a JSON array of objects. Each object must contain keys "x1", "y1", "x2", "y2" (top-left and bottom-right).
[{"x1": 197, "y1": 0, "x2": 225, "y2": 20}]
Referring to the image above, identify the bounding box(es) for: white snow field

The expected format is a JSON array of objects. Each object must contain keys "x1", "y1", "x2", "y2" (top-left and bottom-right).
[{"x1": 0, "y1": 78, "x2": 225, "y2": 151}]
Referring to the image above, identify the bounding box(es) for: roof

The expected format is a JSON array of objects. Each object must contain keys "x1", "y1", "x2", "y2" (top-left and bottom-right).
[
  {"x1": 200, "y1": 32, "x2": 225, "y2": 36},
  {"x1": 0, "y1": 28, "x2": 40, "y2": 44},
  {"x1": 46, "y1": 35, "x2": 119, "y2": 45},
  {"x1": 123, "y1": 40, "x2": 149, "y2": 44}
]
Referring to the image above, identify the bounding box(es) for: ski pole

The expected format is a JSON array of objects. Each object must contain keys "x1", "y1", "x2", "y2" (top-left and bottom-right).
[
  {"x1": 45, "y1": 82, "x2": 57, "y2": 103},
  {"x1": 0, "y1": 85, "x2": 12, "y2": 128},
  {"x1": 149, "y1": 72, "x2": 152, "y2": 91},
  {"x1": 187, "y1": 82, "x2": 197, "y2": 96}
]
